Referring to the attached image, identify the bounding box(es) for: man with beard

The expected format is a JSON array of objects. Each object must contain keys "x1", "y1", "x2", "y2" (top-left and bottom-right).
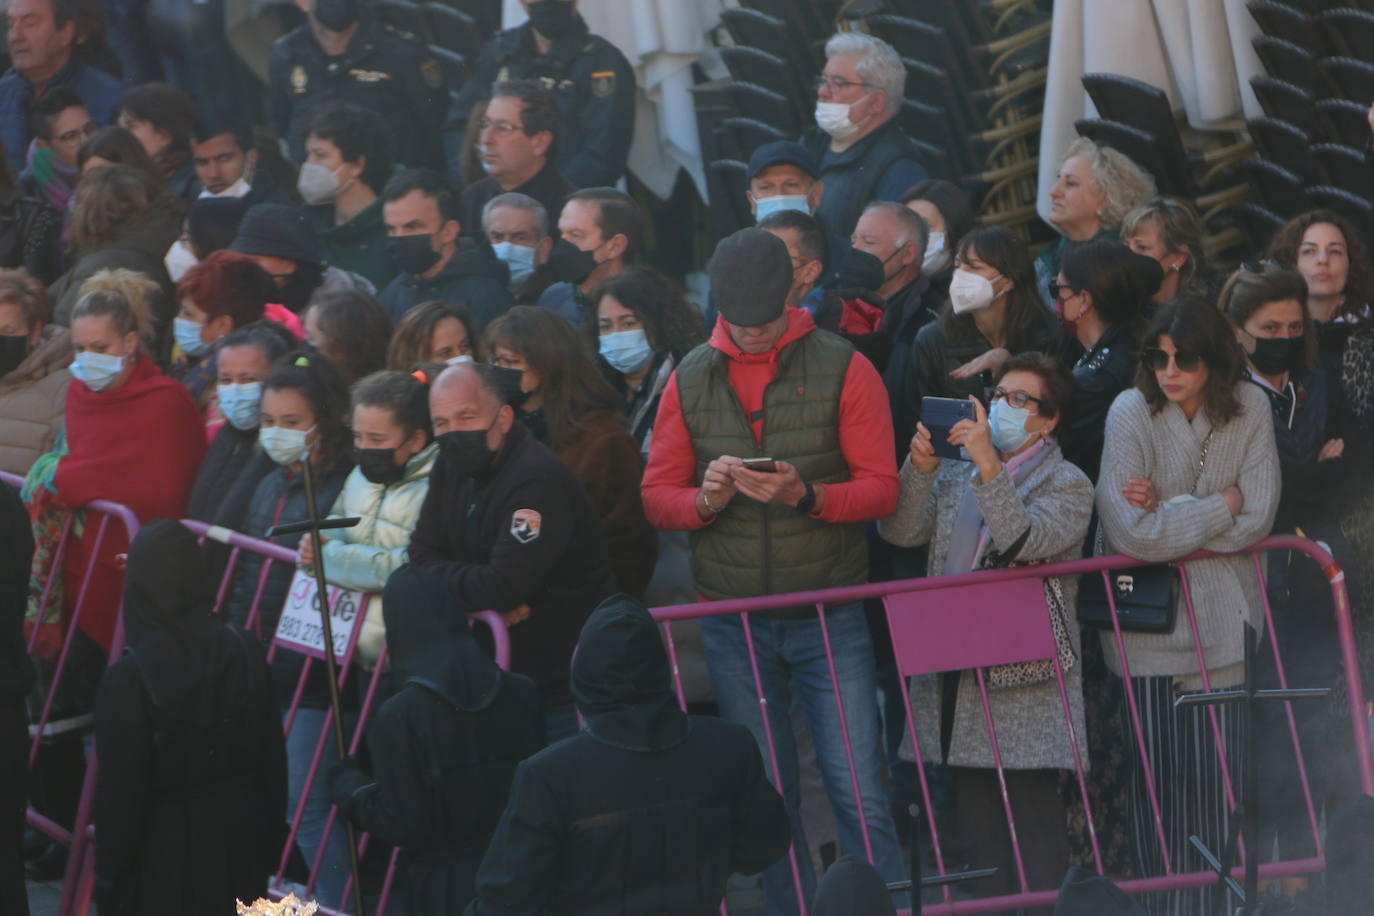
[{"x1": 227, "y1": 202, "x2": 375, "y2": 314}]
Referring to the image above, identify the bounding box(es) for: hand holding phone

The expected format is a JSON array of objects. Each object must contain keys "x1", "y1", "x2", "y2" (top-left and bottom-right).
[
  {"x1": 740, "y1": 457, "x2": 777, "y2": 473},
  {"x1": 921, "y1": 396, "x2": 976, "y2": 460}
]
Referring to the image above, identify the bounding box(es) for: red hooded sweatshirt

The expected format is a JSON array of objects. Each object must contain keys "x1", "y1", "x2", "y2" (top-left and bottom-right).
[{"x1": 641, "y1": 307, "x2": 897, "y2": 531}]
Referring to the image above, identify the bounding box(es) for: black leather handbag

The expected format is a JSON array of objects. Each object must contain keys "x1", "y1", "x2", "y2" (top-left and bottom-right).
[{"x1": 1077, "y1": 564, "x2": 1178, "y2": 633}]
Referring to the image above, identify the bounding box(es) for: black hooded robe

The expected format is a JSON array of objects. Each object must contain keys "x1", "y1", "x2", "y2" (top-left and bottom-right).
[
  {"x1": 93, "y1": 520, "x2": 287, "y2": 916},
  {"x1": 330, "y1": 566, "x2": 546, "y2": 915},
  {"x1": 464, "y1": 595, "x2": 790, "y2": 916}
]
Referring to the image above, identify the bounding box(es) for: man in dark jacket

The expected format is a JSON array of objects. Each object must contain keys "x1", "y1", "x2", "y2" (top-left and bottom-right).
[
  {"x1": 802, "y1": 32, "x2": 926, "y2": 247},
  {"x1": 0, "y1": 481, "x2": 33, "y2": 916},
  {"x1": 330, "y1": 566, "x2": 545, "y2": 915},
  {"x1": 379, "y1": 169, "x2": 514, "y2": 326},
  {"x1": 93, "y1": 520, "x2": 287, "y2": 916},
  {"x1": 409, "y1": 361, "x2": 616, "y2": 737},
  {"x1": 463, "y1": 594, "x2": 790, "y2": 916},
  {"x1": 443, "y1": 0, "x2": 635, "y2": 188}
]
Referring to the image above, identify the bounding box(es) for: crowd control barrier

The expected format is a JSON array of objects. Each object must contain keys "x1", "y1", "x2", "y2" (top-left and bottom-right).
[{"x1": 650, "y1": 535, "x2": 1373, "y2": 915}]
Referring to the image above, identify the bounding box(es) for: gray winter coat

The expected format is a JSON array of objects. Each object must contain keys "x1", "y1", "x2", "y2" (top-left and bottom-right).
[{"x1": 879, "y1": 442, "x2": 1093, "y2": 770}]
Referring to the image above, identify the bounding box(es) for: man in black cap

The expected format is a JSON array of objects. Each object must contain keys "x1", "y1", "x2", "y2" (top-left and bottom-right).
[
  {"x1": 746, "y1": 140, "x2": 824, "y2": 224},
  {"x1": 641, "y1": 228, "x2": 905, "y2": 913},
  {"x1": 409, "y1": 361, "x2": 616, "y2": 741},
  {"x1": 228, "y1": 202, "x2": 377, "y2": 313},
  {"x1": 463, "y1": 594, "x2": 789, "y2": 915},
  {"x1": 268, "y1": 0, "x2": 448, "y2": 170},
  {"x1": 442, "y1": 0, "x2": 635, "y2": 188}
]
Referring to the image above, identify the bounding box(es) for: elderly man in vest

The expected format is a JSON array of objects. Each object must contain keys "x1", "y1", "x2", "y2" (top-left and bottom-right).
[
  {"x1": 802, "y1": 32, "x2": 927, "y2": 250},
  {"x1": 641, "y1": 227, "x2": 905, "y2": 914}
]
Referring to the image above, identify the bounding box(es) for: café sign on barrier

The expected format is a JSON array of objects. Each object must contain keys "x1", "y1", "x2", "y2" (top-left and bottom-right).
[{"x1": 274, "y1": 569, "x2": 367, "y2": 663}]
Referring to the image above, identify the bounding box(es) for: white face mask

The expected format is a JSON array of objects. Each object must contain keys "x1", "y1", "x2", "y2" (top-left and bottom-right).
[
  {"x1": 922, "y1": 233, "x2": 949, "y2": 274},
  {"x1": 199, "y1": 175, "x2": 252, "y2": 199},
  {"x1": 164, "y1": 239, "x2": 198, "y2": 283},
  {"x1": 445, "y1": 354, "x2": 475, "y2": 366},
  {"x1": 297, "y1": 162, "x2": 352, "y2": 206},
  {"x1": 815, "y1": 99, "x2": 865, "y2": 141},
  {"x1": 949, "y1": 268, "x2": 1002, "y2": 315},
  {"x1": 259, "y1": 425, "x2": 314, "y2": 466}
]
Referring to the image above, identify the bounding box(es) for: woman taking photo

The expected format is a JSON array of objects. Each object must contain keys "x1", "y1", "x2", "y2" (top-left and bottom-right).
[
  {"x1": 298, "y1": 369, "x2": 438, "y2": 668},
  {"x1": 486, "y1": 306, "x2": 656, "y2": 598},
  {"x1": 1053, "y1": 240, "x2": 1162, "y2": 483},
  {"x1": 587, "y1": 267, "x2": 705, "y2": 455},
  {"x1": 1221, "y1": 264, "x2": 1346, "y2": 895},
  {"x1": 386, "y1": 300, "x2": 481, "y2": 371},
  {"x1": 880, "y1": 352, "x2": 1092, "y2": 909},
  {"x1": 904, "y1": 227, "x2": 1062, "y2": 439},
  {"x1": 1096, "y1": 299, "x2": 1280, "y2": 916}
]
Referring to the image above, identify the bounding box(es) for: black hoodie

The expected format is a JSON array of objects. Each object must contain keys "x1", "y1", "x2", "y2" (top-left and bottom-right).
[
  {"x1": 464, "y1": 595, "x2": 790, "y2": 916},
  {"x1": 378, "y1": 238, "x2": 514, "y2": 328},
  {"x1": 331, "y1": 566, "x2": 545, "y2": 914}
]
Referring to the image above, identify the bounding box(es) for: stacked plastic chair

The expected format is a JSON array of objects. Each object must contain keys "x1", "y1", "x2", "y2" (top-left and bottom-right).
[{"x1": 366, "y1": 0, "x2": 505, "y2": 93}]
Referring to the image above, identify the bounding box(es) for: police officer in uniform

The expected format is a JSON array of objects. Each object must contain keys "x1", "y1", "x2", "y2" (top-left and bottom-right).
[
  {"x1": 444, "y1": 0, "x2": 635, "y2": 189},
  {"x1": 269, "y1": 0, "x2": 448, "y2": 171}
]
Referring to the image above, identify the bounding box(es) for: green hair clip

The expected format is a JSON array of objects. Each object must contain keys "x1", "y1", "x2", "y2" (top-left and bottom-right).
[{"x1": 294, "y1": 355, "x2": 310, "y2": 367}]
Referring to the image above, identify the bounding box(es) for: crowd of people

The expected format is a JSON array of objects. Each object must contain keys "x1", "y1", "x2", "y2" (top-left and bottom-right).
[{"x1": 1, "y1": 4, "x2": 1372, "y2": 916}]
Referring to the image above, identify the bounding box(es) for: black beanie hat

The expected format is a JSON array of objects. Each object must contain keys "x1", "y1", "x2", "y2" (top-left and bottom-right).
[
  {"x1": 228, "y1": 203, "x2": 321, "y2": 267},
  {"x1": 708, "y1": 227, "x2": 794, "y2": 328}
]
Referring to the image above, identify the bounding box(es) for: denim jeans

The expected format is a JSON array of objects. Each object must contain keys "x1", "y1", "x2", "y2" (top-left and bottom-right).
[
  {"x1": 701, "y1": 602, "x2": 906, "y2": 915},
  {"x1": 285, "y1": 708, "x2": 352, "y2": 909}
]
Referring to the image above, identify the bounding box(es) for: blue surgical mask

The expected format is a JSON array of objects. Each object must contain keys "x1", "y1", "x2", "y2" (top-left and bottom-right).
[
  {"x1": 258, "y1": 425, "x2": 314, "y2": 466},
  {"x1": 755, "y1": 194, "x2": 811, "y2": 222},
  {"x1": 173, "y1": 317, "x2": 210, "y2": 357},
  {"x1": 599, "y1": 329, "x2": 654, "y2": 374},
  {"x1": 217, "y1": 381, "x2": 263, "y2": 431},
  {"x1": 988, "y1": 398, "x2": 1032, "y2": 454},
  {"x1": 492, "y1": 240, "x2": 537, "y2": 288},
  {"x1": 69, "y1": 351, "x2": 126, "y2": 392}
]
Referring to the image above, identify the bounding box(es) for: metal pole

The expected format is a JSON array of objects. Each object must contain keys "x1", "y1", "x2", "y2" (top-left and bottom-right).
[{"x1": 299, "y1": 455, "x2": 367, "y2": 916}]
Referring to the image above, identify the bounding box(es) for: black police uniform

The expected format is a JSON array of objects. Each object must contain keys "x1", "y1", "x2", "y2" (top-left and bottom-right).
[
  {"x1": 443, "y1": 15, "x2": 635, "y2": 189},
  {"x1": 269, "y1": 17, "x2": 448, "y2": 170}
]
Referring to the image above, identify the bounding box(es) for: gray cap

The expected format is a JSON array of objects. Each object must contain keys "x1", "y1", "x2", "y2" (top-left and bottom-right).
[{"x1": 708, "y1": 228, "x2": 793, "y2": 327}]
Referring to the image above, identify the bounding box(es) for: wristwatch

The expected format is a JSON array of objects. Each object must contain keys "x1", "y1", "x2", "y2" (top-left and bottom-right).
[{"x1": 794, "y1": 481, "x2": 816, "y2": 515}]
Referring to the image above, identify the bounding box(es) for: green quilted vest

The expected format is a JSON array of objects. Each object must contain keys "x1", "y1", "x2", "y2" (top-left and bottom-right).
[{"x1": 676, "y1": 329, "x2": 869, "y2": 601}]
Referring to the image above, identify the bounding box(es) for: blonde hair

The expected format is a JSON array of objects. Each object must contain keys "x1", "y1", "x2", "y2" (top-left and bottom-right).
[
  {"x1": 1121, "y1": 197, "x2": 1208, "y2": 293},
  {"x1": 1061, "y1": 138, "x2": 1157, "y2": 232},
  {"x1": 71, "y1": 268, "x2": 156, "y2": 345}
]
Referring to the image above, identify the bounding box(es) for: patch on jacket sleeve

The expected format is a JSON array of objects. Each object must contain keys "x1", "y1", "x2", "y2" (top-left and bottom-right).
[{"x1": 511, "y1": 508, "x2": 542, "y2": 544}]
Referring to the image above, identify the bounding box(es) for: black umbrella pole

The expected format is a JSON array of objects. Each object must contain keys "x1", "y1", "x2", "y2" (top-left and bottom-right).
[{"x1": 300, "y1": 457, "x2": 367, "y2": 916}]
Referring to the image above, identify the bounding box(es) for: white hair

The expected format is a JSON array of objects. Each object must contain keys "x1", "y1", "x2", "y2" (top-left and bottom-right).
[
  {"x1": 825, "y1": 32, "x2": 906, "y2": 118},
  {"x1": 482, "y1": 191, "x2": 549, "y2": 239}
]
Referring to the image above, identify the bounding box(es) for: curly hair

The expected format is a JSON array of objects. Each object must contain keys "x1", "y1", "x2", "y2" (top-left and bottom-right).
[
  {"x1": 262, "y1": 349, "x2": 354, "y2": 475},
  {"x1": 1135, "y1": 297, "x2": 1247, "y2": 425},
  {"x1": 1265, "y1": 209, "x2": 1374, "y2": 326},
  {"x1": 585, "y1": 267, "x2": 706, "y2": 361},
  {"x1": 0, "y1": 269, "x2": 50, "y2": 328},
  {"x1": 386, "y1": 300, "x2": 482, "y2": 371},
  {"x1": 1062, "y1": 137, "x2": 1157, "y2": 232},
  {"x1": 175, "y1": 250, "x2": 276, "y2": 329}
]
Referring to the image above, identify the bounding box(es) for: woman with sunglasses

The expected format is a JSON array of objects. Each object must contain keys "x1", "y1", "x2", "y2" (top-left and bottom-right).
[
  {"x1": 1053, "y1": 241, "x2": 1162, "y2": 484},
  {"x1": 881, "y1": 352, "x2": 1093, "y2": 909},
  {"x1": 1220, "y1": 262, "x2": 1347, "y2": 901},
  {"x1": 1096, "y1": 299, "x2": 1280, "y2": 916}
]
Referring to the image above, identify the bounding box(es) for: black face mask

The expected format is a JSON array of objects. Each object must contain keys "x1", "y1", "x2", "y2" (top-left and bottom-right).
[
  {"x1": 838, "y1": 247, "x2": 888, "y2": 292},
  {"x1": 1249, "y1": 335, "x2": 1303, "y2": 376},
  {"x1": 436, "y1": 423, "x2": 499, "y2": 477},
  {"x1": 526, "y1": 0, "x2": 577, "y2": 40},
  {"x1": 0, "y1": 334, "x2": 27, "y2": 377},
  {"x1": 354, "y1": 446, "x2": 407, "y2": 485},
  {"x1": 549, "y1": 237, "x2": 598, "y2": 285},
  {"x1": 387, "y1": 234, "x2": 442, "y2": 277},
  {"x1": 518, "y1": 407, "x2": 548, "y2": 443},
  {"x1": 313, "y1": 0, "x2": 360, "y2": 32}
]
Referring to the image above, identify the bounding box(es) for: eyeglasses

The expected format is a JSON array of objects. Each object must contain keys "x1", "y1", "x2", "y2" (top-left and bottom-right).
[
  {"x1": 55, "y1": 122, "x2": 96, "y2": 145},
  {"x1": 478, "y1": 118, "x2": 527, "y2": 136},
  {"x1": 1047, "y1": 281, "x2": 1077, "y2": 301},
  {"x1": 813, "y1": 75, "x2": 873, "y2": 94},
  {"x1": 1143, "y1": 347, "x2": 1203, "y2": 373},
  {"x1": 991, "y1": 387, "x2": 1043, "y2": 409}
]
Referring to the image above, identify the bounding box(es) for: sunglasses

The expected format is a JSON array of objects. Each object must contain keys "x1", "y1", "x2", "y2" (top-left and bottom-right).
[
  {"x1": 1143, "y1": 347, "x2": 1203, "y2": 373},
  {"x1": 1048, "y1": 281, "x2": 1076, "y2": 301}
]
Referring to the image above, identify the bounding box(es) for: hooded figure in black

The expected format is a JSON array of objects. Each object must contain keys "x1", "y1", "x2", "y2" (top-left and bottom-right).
[
  {"x1": 92, "y1": 520, "x2": 286, "y2": 916},
  {"x1": 328, "y1": 566, "x2": 545, "y2": 915},
  {"x1": 812, "y1": 855, "x2": 898, "y2": 916},
  {"x1": 463, "y1": 595, "x2": 790, "y2": 916}
]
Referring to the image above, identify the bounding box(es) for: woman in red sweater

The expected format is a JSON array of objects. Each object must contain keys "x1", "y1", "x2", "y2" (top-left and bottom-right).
[{"x1": 25, "y1": 268, "x2": 206, "y2": 653}]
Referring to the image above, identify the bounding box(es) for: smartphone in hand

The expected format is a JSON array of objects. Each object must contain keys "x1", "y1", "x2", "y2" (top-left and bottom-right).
[
  {"x1": 921, "y1": 397, "x2": 975, "y2": 460},
  {"x1": 740, "y1": 457, "x2": 778, "y2": 473}
]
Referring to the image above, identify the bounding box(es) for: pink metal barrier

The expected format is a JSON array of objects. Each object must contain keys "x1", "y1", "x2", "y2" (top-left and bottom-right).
[
  {"x1": 651, "y1": 535, "x2": 1373, "y2": 915},
  {"x1": 2, "y1": 469, "x2": 141, "y2": 916}
]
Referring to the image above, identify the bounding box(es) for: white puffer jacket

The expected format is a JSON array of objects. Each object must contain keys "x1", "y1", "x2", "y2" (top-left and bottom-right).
[{"x1": 317, "y1": 441, "x2": 437, "y2": 664}]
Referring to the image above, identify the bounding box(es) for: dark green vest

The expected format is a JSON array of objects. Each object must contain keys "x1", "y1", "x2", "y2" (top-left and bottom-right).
[{"x1": 676, "y1": 329, "x2": 869, "y2": 601}]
